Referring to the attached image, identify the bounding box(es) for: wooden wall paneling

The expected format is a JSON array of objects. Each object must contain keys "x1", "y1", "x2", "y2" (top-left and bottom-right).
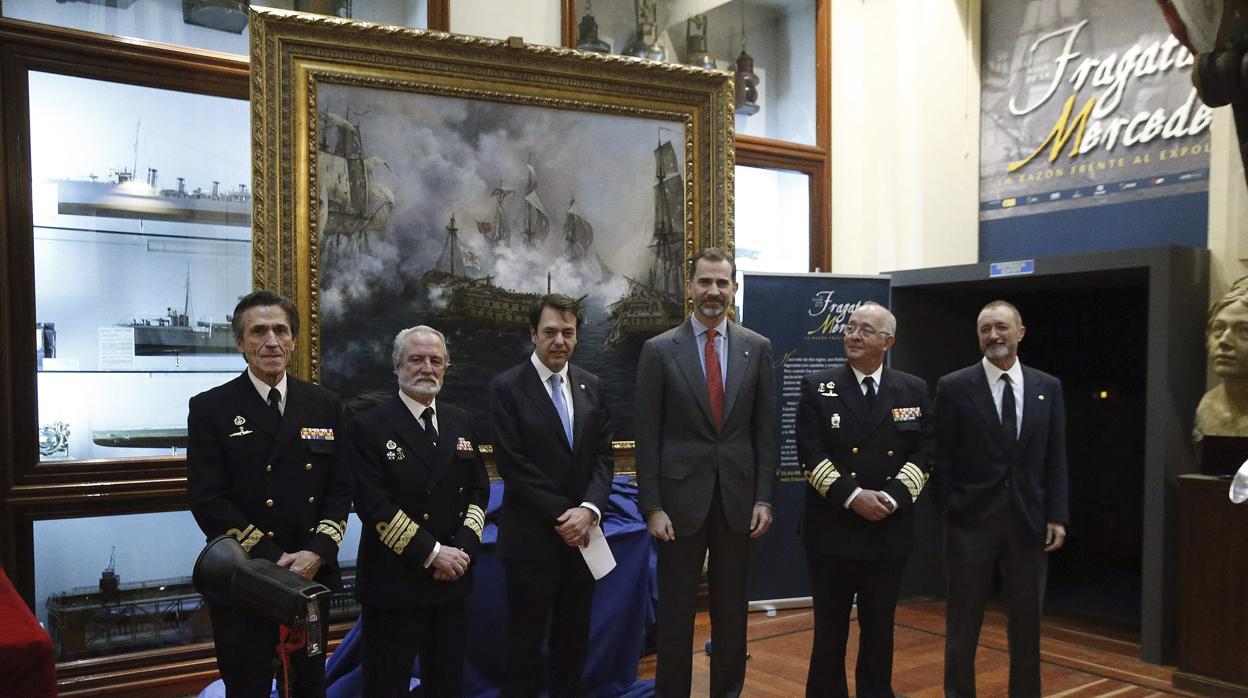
[
  {"x1": 735, "y1": 136, "x2": 827, "y2": 271},
  {"x1": 428, "y1": 0, "x2": 450, "y2": 32},
  {"x1": 561, "y1": 0, "x2": 577, "y2": 48}
]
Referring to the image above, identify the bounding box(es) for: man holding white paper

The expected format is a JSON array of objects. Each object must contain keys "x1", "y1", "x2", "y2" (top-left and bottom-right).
[{"x1": 490, "y1": 293, "x2": 616, "y2": 698}]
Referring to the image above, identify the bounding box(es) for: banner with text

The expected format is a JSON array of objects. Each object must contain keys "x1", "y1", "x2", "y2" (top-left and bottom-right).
[
  {"x1": 980, "y1": 0, "x2": 1210, "y2": 221},
  {"x1": 742, "y1": 272, "x2": 890, "y2": 602}
]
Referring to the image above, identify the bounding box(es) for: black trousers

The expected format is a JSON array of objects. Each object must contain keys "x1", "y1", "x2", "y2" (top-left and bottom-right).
[
  {"x1": 806, "y1": 554, "x2": 906, "y2": 698},
  {"x1": 655, "y1": 488, "x2": 751, "y2": 698},
  {"x1": 502, "y1": 553, "x2": 595, "y2": 698},
  {"x1": 207, "y1": 597, "x2": 330, "y2": 698},
  {"x1": 943, "y1": 486, "x2": 1047, "y2": 698},
  {"x1": 361, "y1": 601, "x2": 466, "y2": 698}
]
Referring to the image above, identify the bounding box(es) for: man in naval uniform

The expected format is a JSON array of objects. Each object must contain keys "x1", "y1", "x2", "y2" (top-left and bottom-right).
[
  {"x1": 796, "y1": 301, "x2": 934, "y2": 698},
  {"x1": 187, "y1": 290, "x2": 351, "y2": 697},
  {"x1": 343, "y1": 325, "x2": 489, "y2": 698}
]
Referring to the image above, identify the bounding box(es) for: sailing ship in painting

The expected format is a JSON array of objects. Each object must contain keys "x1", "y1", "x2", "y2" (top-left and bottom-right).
[
  {"x1": 319, "y1": 109, "x2": 395, "y2": 259},
  {"x1": 421, "y1": 155, "x2": 615, "y2": 328},
  {"x1": 606, "y1": 135, "x2": 686, "y2": 345}
]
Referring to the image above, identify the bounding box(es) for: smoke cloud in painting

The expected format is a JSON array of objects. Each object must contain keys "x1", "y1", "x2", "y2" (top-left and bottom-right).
[{"x1": 316, "y1": 85, "x2": 677, "y2": 323}]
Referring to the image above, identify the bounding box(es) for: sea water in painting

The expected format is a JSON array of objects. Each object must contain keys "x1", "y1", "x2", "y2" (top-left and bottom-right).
[{"x1": 317, "y1": 82, "x2": 689, "y2": 440}]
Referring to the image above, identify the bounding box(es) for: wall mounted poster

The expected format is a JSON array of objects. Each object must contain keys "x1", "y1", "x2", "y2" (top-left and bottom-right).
[
  {"x1": 743, "y1": 272, "x2": 889, "y2": 603},
  {"x1": 980, "y1": 1, "x2": 1211, "y2": 224}
]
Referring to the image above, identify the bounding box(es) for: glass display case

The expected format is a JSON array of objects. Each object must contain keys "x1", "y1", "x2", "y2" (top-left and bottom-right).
[
  {"x1": 29, "y1": 71, "x2": 252, "y2": 461},
  {"x1": 34, "y1": 510, "x2": 365, "y2": 661},
  {"x1": 571, "y1": 0, "x2": 817, "y2": 145},
  {"x1": 3, "y1": 0, "x2": 429, "y2": 56}
]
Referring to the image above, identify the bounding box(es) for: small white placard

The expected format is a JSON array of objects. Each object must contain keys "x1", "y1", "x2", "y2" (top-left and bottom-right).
[
  {"x1": 98, "y1": 327, "x2": 136, "y2": 370},
  {"x1": 579, "y1": 524, "x2": 616, "y2": 580}
]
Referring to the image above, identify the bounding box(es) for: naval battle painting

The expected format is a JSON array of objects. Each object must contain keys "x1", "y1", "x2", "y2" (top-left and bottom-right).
[
  {"x1": 316, "y1": 83, "x2": 687, "y2": 441},
  {"x1": 249, "y1": 7, "x2": 736, "y2": 446}
]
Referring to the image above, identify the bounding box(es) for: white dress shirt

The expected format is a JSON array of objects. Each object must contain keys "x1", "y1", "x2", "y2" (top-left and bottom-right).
[
  {"x1": 842, "y1": 364, "x2": 896, "y2": 510},
  {"x1": 690, "y1": 314, "x2": 729, "y2": 380},
  {"x1": 529, "y1": 352, "x2": 601, "y2": 524},
  {"x1": 398, "y1": 390, "x2": 443, "y2": 568},
  {"x1": 247, "y1": 368, "x2": 288, "y2": 415},
  {"x1": 981, "y1": 356, "x2": 1024, "y2": 438}
]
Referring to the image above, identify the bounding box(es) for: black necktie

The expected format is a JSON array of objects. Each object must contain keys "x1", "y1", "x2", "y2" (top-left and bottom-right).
[
  {"x1": 421, "y1": 406, "x2": 438, "y2": 445},
  {"x1": 267, "y1": 387, "x2": 282, "y2": 421},
  {"x1": 1000, "y1": 374, "x2": 1017, "y2": 440},
  {"x1": 863, "y1": 376, "x2": 876, "y2": 407}
]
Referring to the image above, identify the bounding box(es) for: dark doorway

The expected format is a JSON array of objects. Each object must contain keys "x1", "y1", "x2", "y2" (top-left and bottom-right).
[{"x1": 891, "y1": 269, "x2": 1154, "y2": 630}]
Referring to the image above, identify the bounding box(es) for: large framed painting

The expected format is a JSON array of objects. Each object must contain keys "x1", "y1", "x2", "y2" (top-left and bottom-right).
[{"x1": 250, "y1": 8, "x2": 734, "y2": 443}]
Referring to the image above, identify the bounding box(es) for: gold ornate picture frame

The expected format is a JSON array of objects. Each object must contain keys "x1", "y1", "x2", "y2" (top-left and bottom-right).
[{"x1": 250, "y1": 7, "x2": 734, "y2": 440}]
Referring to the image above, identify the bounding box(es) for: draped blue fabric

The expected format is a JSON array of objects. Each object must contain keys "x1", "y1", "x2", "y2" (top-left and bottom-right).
[
  {"x1": 338, "y1": 477, "x2": 656, "y2": 697},
  {"x1": 201, "y1": 478, "x2": 656, "y2": 698}
]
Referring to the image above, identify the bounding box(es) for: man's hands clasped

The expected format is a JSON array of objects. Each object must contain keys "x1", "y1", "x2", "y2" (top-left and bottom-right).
[{"x1": 431, "y1": 545, "x2": 471, "y2": 581}]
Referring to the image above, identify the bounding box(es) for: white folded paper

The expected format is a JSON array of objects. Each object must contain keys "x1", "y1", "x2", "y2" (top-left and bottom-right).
[{"x1": 580, "y1": 523, "x2": 617, "y2": 580}]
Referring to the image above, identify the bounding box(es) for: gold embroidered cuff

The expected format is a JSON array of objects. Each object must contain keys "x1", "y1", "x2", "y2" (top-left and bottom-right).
[
  {"x1": 805, "y1": 459, "x2": 841, "y2": 497},
  {"x1": 896, "y1": 462, "x2": 928, "y2": 502},
  {"x1": 226, "y1": 524, "x2": 264, "y2": 552},
  {"x1": 316, "y1": 518, "x2": 345, "y2": 547},
  {"x1": 463, "y1": 504, "x2": 485, "y2": 540},
  {"x1": 376, "y1": 510, "x2": 420, "y2": 555}
]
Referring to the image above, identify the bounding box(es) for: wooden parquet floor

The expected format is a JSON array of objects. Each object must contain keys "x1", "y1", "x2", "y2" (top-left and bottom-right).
[{"x1": 637, "y1": 599, "x2": 1192, "y2": 697}]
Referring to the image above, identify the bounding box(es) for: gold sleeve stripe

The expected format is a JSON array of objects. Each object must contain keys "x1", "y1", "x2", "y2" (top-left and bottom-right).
[
  {"x1": 225, "y1": 525, "x2": 264, "y2": 552},
  {"x1": 811, "y1": 460, "x2": 837, "y2": 486},
  {"x1": 463, "y1": 504, "x2": 486, "y2": 540},
  {"x1": 805, "y1": 459, "x2": 841, "y2": 498},
  {"x1": 375, "y1": 509, "x2": 420, "y2": 555},
  {"x1": 317, "y1": 518, "x2": 345, "y2": 537},
  {"x1": 378, "y1": 510, "x2": 410, "y2": 548},
  {"x1": 392, "y1": 520, "x2": 419, "y2": 554},
  {"x1": 896, "y1": 462, "x2": 928, "y2": 502},
  {"x1": 316, "y1": 521, "x2": 344, "y2": 547}
]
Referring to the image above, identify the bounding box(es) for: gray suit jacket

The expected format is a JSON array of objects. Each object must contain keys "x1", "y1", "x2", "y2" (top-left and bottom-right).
[{"x1": 635, "y1": 317, "x2": 778, "y2": 537}]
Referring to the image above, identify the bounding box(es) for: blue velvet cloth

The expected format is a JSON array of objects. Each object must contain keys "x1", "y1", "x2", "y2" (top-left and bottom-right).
[{"x1": 198, "y1": 477, "x2": 657, "y2": 698}]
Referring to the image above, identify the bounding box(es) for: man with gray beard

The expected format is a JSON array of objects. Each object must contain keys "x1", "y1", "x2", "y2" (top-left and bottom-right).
[{"x1": 342, "y1": 325, "x2": 489, "y2": 697}]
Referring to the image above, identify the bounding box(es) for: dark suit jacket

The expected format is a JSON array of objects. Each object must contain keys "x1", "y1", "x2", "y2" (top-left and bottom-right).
[
  {"x1": 489, "y1": 360, "x2": 615, "y2": 560},
  {"x1": 187, "y1": 371, "x2": 351, "y2": 589},
  {"x1": 932, "y1": 362, "x2": 1069, "y2": 545},
  {"x1": 635, "y1": 318, "x2": 778, "y2": 537},
  {"x1": 343, "y1": 395, "x2": 490, "y2": 608},
  {"x1": 796, "y1": 363, "x2": 935, "y2": 559}
]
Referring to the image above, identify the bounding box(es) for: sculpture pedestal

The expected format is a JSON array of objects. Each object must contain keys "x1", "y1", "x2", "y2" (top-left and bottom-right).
[{"x1": 1175, "y1": 474, "x2": 1248, "y2": 696}]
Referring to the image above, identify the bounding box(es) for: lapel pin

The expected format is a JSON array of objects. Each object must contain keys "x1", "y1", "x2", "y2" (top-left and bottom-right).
[
  {"x1": 579, "y1": 383, "x2": 586, "y2": 390},
  {"x1": 234, "y1": 415, "x2": 245, "y2": 426},
  {"x1": 385, "y1": 440, "x2": 397, "y2": 450},
  {"x1": 830, "y1": 413, "x2": 841, "y2": 429}
]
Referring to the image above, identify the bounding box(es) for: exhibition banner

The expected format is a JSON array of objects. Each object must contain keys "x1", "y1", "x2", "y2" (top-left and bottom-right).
[
  {"x1": 742, "y1": 272, "x2": 890, "y2": 603},
  {"x1": 980, "y1": 0, "x2": 1210, "y2": 222}
]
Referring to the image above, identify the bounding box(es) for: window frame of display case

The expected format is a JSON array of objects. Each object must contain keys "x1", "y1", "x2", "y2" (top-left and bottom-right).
[
  {"x1": 0, "y1": 11, "x2": 457, "y2": 694},
  {"x1": 559, "y1": 0, "x2": 830, "y2": 272}
]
